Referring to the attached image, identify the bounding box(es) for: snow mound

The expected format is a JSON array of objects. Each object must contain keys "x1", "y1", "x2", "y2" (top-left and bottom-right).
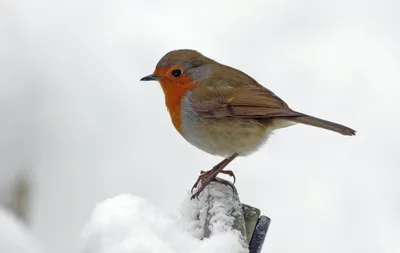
[
  {"x1": 0, "y1": 207, "x2": 45, "y2": 253},
  {"x1": 81, "y1": 191, "x2": 248, "y2": 253}
]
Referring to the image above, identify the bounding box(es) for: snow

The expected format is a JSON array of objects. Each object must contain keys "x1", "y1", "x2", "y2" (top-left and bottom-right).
[
  {"x1": 82, "y1": 184, "x2": 248, "y2": 253},
  {"x1": 0, "y1": 207, "x2": 45, "y2": 253}
]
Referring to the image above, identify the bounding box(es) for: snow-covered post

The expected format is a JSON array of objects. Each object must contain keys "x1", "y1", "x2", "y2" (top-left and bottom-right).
[
  {"x1": 81, "y1": 178, "x2": 270, "y2": 253},
  {"x1": 198, "y1": 178, "x2": 271, "y2": 253}
]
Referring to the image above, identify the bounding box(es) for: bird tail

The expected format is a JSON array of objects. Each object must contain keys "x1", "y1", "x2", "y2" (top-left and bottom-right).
[{"x1": 288, "y1": 113, "x2": 356, "y2": 136}]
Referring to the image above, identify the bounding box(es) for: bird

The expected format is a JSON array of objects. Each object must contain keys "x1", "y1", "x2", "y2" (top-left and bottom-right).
[{"x1": 140, "y1": 49, "x2": 356, "y2": 199}]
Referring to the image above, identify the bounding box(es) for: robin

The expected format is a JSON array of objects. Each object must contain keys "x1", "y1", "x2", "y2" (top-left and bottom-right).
[{"x1": 140, "y1": 49, "x2": 356, "y2": 199}]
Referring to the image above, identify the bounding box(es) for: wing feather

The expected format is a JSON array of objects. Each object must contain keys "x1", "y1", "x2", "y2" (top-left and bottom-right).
[{"x1": 189, "y1": 67, "x2": 301, "y2": 119}]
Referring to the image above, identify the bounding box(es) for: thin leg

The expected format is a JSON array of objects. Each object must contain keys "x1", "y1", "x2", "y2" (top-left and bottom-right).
[
  {"x1": 190, "y1": 158, "x2": 228, "y2": 194},
  {"x1": 191, "y1": 169, "x2": 235, "y2": 194},
  {"x1": 191, "y1": 153, "x2": 238, "y2": 200}
]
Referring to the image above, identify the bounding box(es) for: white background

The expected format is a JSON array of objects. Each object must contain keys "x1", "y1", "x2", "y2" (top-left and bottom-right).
[{"x1": 0, "y1": 0, "x2": 399, "y2": 252}]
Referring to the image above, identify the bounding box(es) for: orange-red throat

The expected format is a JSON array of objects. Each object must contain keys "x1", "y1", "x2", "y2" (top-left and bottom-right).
[{"x1": 154, "y1": 67, "x2": 199, "y2": 134}]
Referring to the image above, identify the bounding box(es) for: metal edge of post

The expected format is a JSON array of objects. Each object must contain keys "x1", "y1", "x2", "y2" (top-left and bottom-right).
[
  {"x1": 242, "y1": 204, "x2": 261, "y2": 244},
  {"x1": 249, "y1": 215, "x2": 271, "y2": 253}
]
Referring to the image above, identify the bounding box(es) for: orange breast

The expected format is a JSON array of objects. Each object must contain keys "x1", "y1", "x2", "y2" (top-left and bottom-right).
[{"x1": 159, "y1": 78, "x2": 198, "y2": 134}]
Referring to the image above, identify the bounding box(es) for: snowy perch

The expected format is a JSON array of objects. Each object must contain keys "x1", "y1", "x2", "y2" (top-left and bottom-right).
[
  {"x1": 198, "y1": 178, "x2": 270, "y2": 253},
  {"x1": 81, "y1": 178, "x2": 270, "y2": 253}
]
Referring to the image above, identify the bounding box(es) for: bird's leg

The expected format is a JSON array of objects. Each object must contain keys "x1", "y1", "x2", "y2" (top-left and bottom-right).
[
  {"x1": 190, "y1": 158, "x2": 228, "y2": 194},
  {"x1": 191, "y1": 153, "x2": 238, "y2": 200},
  {"x1": 203, "y1": 169, "x2": 235, "y2": 185},
  {"x1": 200, "y1": 169, "x2": 235, "y2": 183},
  {"x1": 191, "y1": 170, "x2": 236, "y2": 196},
  {"x1": 191, "y1": 157, "x2": 237, "y2": 194}
]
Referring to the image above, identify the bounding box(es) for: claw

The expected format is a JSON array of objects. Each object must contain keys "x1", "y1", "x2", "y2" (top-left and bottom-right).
[
  {"x1": 190, "y1": 177, "x2": 235, "y2": 200},
  {"x1": 189, "y1": 153, "x2": 239, "y2": 200},
  {"x1": 218, "y1": 170, "x2": 236, "y2": 184},
  {"x1": 191, "y1": 170, "x2": 212, "y2": 194},
  {"x1": 190, "y1": 172, "x2": 236, "y2": 199},
  {"x1": 190, "y1": 179, "x2": 200, "y2": 194},
  {"x1": 190, "y1": 169, "x2": 236, "y2": 194}
]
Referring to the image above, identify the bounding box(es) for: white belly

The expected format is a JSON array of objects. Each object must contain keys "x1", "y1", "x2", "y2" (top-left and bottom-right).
[{"x1": 180, "y1": 94, "x2": 272, "y2": 157}]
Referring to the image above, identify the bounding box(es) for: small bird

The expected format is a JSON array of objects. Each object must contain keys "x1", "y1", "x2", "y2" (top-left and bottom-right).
[{"x1": 140, "y1": 49, "x2": 356, "y2": 199}]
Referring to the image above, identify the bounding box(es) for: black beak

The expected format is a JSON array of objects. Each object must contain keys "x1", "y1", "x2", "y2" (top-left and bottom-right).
[{"x1": 140, "y1": 74, "x2": 159, "y2": 81}]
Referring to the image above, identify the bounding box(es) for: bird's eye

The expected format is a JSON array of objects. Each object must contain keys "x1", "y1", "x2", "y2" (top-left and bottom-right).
[{"x1": 171, "y1": 69, "x2": 182, "y2": 77}]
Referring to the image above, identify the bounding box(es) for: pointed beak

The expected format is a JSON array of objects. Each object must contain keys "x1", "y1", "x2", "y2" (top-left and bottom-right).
[{"x1": 140, "y1": 74, "x2": 159, "y2": 81}]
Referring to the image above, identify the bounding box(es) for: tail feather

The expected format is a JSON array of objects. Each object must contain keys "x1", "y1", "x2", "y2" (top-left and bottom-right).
[{"x1": 289, "y1": 114, "x2": 356, "y2": 136}]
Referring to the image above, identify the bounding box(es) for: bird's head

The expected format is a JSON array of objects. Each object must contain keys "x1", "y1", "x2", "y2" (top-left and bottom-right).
[{"x1": 140, "y1": 49, "x2": 215, "y2": 95}]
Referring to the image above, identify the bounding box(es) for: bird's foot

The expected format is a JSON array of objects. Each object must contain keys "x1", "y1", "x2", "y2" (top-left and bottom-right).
[
  {"x1": 202, "y1": 169, "x2": 236, "y2": 185},
  {"x1": 190, "y1": 169, "x2": 235, "y2": 194},
  {"x1": 190, "y1": 169, "x2": 235, "y2": 200},
  {"x1": 190, "y1": 153, "x2": 239, "y2": 200}
]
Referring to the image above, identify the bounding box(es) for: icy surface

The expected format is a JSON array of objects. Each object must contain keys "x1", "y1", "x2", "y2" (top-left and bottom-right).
[
  {"x1": 82, "y1": 186, "x2": 248, "y2": 253},
  {"x1": 0, "y1": 207, "x2": 45, "y2": 253}
]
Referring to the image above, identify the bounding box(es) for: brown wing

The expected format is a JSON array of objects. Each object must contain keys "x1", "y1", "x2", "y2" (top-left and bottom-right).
[{"x1": 189, "y1": 67, "x2": 301, "y2": 119}]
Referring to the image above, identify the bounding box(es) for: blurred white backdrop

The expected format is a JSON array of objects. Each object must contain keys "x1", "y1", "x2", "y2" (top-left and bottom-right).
[{"x1": 0, "y1": 0, "x2": 399, "y2": 252}]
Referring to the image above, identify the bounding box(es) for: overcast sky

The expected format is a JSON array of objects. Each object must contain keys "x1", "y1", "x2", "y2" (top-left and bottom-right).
[{"x1": 0, "y1": 0, "x2": 399, "y2": 252}]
